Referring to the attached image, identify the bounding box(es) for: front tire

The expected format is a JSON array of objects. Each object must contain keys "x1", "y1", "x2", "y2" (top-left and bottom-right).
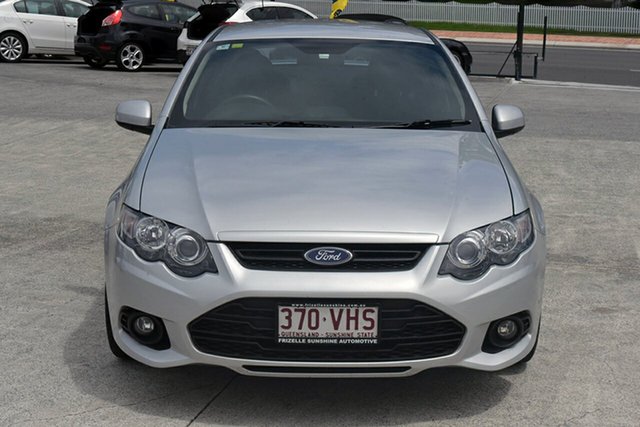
[
  {"x1": 83, "y1": 55, "x2": 108, "y2": 69},
  {"x1": 0, "y1": 32, "x2": 27, "y2": 63},
  {"x1": 105, "y1": 292, "x2": 131, "y2": 360},
  {"x1": 116, "y1": 42, "x2": 144, "y2": 72}
]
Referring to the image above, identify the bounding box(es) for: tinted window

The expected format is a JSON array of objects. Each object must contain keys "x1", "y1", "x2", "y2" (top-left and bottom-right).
[
  {"x1": 169, "y1": 39, "x2": 479, "y2": 130},
  {"x1": 127, "y1": 4, "x2": 161, "y2": 20},
  {"x1": 13, "y1": 1, "x2": 26, "y2": 13},
  {"x1": 61, "y1": 0, "x2": 88, "y2": 18},
  {"x1": 160, "y1": 3, "x2": 196, "y2": 24},
  {"x1": 277, "y1": 7, "x2": 312, "y2": 20},
  {"x1": 16, "y1": 0, "x2": 59, "y2": 15},
  {"x1": 246, "y1": 7, "x2": 278, "y2": 21}
]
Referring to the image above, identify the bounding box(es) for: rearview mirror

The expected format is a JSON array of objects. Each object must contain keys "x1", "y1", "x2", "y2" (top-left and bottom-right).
[
  {"x1": 116, "y1": 100, "x2": 153, "y2": 135},
  {"x1": 492, "y1": 104, "x2": 525, "y2": 138}
]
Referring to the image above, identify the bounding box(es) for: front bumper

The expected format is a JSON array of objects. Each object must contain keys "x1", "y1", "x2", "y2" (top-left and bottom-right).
[{"x1": 105, "y1": 226, "x2": 545, "y2": 378}]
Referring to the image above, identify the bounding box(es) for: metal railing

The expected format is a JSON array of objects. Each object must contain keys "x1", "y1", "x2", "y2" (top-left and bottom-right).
[{"x1": 286, "y1": 1, "x2": 640, "y2": 34}]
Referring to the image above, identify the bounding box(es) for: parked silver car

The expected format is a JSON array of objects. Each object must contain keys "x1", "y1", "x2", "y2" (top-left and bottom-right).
[{"x1": 105, "y1": 20, "x2": 546, "y2": 377}]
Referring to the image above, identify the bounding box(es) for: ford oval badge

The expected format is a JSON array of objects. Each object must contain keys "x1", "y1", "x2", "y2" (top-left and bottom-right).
[{"x1": 304, "y1": 247, "x2": 353, "y2": 266}]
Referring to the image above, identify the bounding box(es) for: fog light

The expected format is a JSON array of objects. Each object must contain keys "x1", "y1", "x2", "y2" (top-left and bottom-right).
[
  {"x1": 486, "y1": 316, "x2": 524, "y2": 349},
  {"x1": 134, "y1": 316, "x2": 155, "y2": 335},
  {"x1": 496, "y1": 319, "x2": 518, "y2": 340},
  {"x1": 482, "y1": 312, "x2": 531, "y2": 354},
  {"x1": 129, "y1": 314, "x2": 162, "y2": 344},
  {"x1": 122, "y1": 309, "x2": 169, "y2": 348}
]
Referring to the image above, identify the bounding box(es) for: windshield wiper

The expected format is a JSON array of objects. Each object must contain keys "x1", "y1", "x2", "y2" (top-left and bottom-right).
[
  {"x1": 201, "y1": 120, "x2": 338, "y2": 128},
  {"x1": 377, "y1": 119, "x2": 472, "y2": 129},
  {"x1": 239, "y1": 121, "x2": 338, "y2": 128}
]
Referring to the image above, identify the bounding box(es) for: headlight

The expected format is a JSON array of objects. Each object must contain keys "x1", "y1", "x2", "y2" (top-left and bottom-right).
[
  {"x1": 118, "y1": 205, "x2": 217, "y2": 277},
  {"x1": 439, "y1": 211, "x2": 534, "y2": 280}
]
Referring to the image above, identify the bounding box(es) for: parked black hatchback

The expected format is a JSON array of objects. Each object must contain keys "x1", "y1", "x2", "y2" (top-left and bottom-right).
[{"x1": 75, "y1": 0, "x2": 196, "y2": 71}]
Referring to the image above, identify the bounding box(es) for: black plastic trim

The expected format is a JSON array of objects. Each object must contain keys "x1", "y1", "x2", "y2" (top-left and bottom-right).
[{"x1": 189, "y1": 298, "x2": 466, "y2": 362}]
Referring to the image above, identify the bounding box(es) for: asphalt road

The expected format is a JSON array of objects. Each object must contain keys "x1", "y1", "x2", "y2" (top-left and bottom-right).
[
  {"x1": 467, "y1": 42, "x2": 640, "y2": 87},
  {"x1": 1, "y1": 60, "x2": 640, "y2": 426}
]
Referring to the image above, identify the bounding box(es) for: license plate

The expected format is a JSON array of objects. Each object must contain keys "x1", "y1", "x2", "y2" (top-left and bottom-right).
[{"x1": 277, "y1": 303, "x2": 378, "y2": 345}]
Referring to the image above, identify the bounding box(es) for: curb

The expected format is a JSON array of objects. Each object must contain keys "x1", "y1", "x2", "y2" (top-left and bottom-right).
[
  {"x1": 431, "y1": 31, "x2": 640, "y2": 50},
  {"x1": 513, "y1": 78, "x2": 640, "y2": 91},
  {"x1": 449, "y1": 36, "x2": 640, "y2": 50},
  {"x1": 467, "y1": 76, "x2": 640, "y2": 91}
]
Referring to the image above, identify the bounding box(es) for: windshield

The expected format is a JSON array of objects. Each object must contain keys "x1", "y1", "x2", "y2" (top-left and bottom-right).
[{"x1": 168, "y1": 38, "x2": 481, "y2": 130}]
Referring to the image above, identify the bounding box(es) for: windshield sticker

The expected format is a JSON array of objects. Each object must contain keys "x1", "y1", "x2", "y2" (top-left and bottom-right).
[
  {"x1": 231, "y1": 43, "x2": 244, "y2": 49},
  {"x1": 216, "y1": 44, "x2": 230, "y2": 51},
  {"x1": 344, "y1": 59, "x2": 369, "y2": 67}
]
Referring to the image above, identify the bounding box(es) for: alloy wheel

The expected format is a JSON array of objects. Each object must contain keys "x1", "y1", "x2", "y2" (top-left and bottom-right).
[
  {"x1": 119, "y1": 44, "x2": 143, "y2": 71},
  {"x1": 0, "y1": 35, "x2": 24, "y2": 62}
]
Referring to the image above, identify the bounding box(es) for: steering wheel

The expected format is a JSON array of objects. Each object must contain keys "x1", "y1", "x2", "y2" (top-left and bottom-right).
[{"x1": 209, "y1": 94, "x2": 276, "y2": 119}]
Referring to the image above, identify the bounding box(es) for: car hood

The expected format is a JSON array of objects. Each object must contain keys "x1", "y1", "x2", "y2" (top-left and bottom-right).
[{"x1": 140, "y1": 128, "x2": 513, "y2": 243}]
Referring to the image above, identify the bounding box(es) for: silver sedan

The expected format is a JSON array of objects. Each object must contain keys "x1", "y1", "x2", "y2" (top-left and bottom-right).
[{"x1": 105, "y1": 20, "x2": 546, "y2": 377}]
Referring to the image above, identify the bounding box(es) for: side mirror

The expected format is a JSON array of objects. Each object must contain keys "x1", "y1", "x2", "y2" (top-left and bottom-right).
[
  {"x1": 115, "y1": 100, "x2": 153, "y2": 135},
  {"x1": 492, "y1": 104, "x2": 525, "y2": 138}
]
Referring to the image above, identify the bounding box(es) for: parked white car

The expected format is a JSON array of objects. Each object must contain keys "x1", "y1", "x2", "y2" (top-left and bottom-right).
[
  {"x1": 176, "y1": 0, "x2": 315, "y2": 63},
  {"x1": 0, "y1": 0, "x2": 90, "y2": 62}
]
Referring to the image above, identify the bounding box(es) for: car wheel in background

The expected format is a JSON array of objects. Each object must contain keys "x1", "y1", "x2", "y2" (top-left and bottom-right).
[
  {"x1": 116, "y1": 42, "x2": 144, "y2": 72},
  {"x1": 0, "y1": 32, "x2": 28, "y2": 63},
  {"x1": 84, "y1": 55, "x2": 108, "y2": 69},
  {"x1": 451, "y1": 50, "x2": 469, "y2": 74},
  {"x1": 105, "y1": 292, "x2": 131, "y2": 360}
]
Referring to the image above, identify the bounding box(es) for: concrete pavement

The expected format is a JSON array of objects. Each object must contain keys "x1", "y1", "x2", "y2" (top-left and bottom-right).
[{"x1": 1, "y1": 61, "x2": 639, "y2": 425}]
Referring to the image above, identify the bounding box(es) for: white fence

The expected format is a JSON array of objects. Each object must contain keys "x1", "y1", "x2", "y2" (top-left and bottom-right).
[{"x1": 286, "y1": 1, "x2": 640, "y2": 34}]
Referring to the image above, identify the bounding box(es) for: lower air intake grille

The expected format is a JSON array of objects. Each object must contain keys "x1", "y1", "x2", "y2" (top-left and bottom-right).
[
  {"x1": 225, "y1": 243, "x2": 429, "y2": 271},
  {"x1": 242, "y1": 366, "x2": 411, "y2": 374},
  {"x1": 189, "y1": 298, "x2": 465, "y2": 362}
]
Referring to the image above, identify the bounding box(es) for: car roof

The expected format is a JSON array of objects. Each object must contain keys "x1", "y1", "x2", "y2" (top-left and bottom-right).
[
  {"x1": 211, "y1": 19, "x2": 436, "y2": 44},
  {"x1": 239, "y1": 0, "x2": 309, "y2": 7},
  {"x1": 95, "y1": 0, "x2": 193, "y2": 5}
]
